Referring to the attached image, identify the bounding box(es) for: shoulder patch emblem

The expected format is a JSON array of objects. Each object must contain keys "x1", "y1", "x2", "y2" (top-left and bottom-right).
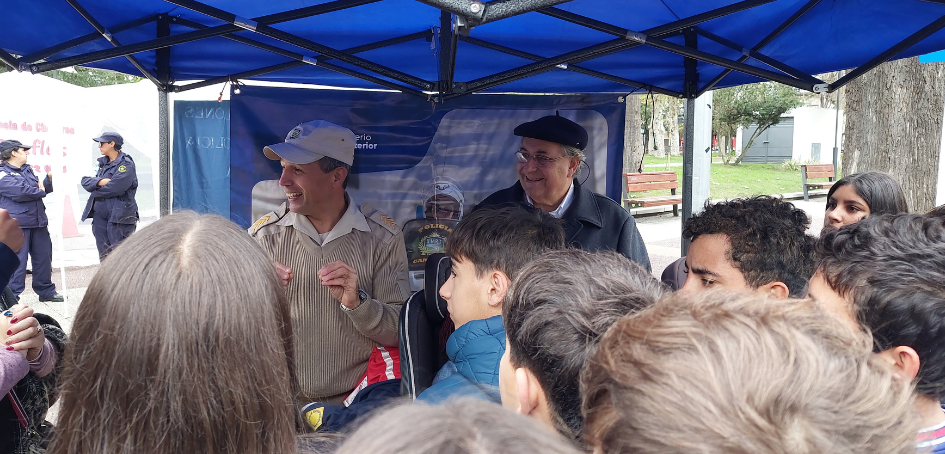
[
  {"x1": 250, "y1": 215, "x2": 271, "y2": 233},
  {"x1": 117, "y1": 165, "x2": 127, "y2": 173},
  {"x1": 379, "y1": 214, "x2": 397, "y2": 230},
  {"x1": 303, "y1": 406, "x2": 324, "y2": 431}
]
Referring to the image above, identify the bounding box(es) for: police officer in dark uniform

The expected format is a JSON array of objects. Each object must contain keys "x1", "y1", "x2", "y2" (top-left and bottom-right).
[
  {"x1": 0, "y1": 140, "x2": 64, "y2": 301},
  {"x1": 81, "y1": 132, "x2": 138, "y2": 260}
]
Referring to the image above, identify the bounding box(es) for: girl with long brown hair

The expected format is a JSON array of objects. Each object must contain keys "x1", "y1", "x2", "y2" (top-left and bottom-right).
[{"x1": 49, "y1": 212, "x2": 300, "y2": 454}]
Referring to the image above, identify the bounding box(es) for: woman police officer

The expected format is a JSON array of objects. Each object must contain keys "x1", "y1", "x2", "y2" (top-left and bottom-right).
[{"x1": 0, "y1": 140, "x2": 63, "y2": 301}]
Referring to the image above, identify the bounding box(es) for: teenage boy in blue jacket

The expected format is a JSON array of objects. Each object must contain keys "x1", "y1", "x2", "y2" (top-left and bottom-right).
[{"x1": 417, "y1": 205, "x2": 564, "y2": 403}]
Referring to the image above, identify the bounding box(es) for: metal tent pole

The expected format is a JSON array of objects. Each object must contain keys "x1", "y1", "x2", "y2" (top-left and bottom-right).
[{"x1": 157, "y1": 15, "x2": 171, "y2": 217}]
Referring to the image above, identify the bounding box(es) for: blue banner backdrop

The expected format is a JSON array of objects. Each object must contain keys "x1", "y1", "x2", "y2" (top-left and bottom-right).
[
  {"x1": 172, "y1": 101, "x2": 231, "y2": 215},
  {"x1": 230, "y1": 86, "x2": 625, "y2": 228}
]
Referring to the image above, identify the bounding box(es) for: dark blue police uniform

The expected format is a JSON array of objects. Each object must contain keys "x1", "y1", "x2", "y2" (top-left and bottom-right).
[
  {"x1": 0, "y1": 162, "x2": 58, "y2": 298},
  {"x1": 81, "y1": 152, "x2": 138, "y2": 260}
]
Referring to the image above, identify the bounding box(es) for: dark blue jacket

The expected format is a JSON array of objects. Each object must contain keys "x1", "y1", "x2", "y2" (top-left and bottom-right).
[
  {"x1": 417, "y1": 315, "x2": 505, "y2": 403},
  {"x1": 0, "y1": 243, "x2": 18, "y2": 290},
  {"x1": 478, "y1": 179, "x2": 651, "y2": 271},
  {"x1": 81, "y1": 152, "x2": 138, "y2": 224},
  {"x1": 0, "y1": 162, "x2": 52, "y2": 228}
]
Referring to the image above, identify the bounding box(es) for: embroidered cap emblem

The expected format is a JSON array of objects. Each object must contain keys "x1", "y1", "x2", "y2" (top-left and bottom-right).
[{"x1": 288, "y1": 128, "x2": 302, "y2": 140}]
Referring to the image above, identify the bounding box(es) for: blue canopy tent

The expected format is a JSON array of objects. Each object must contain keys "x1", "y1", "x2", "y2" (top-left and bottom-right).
[{"x1": 3, "y1": 0, "x2": 945, "y2": 224}]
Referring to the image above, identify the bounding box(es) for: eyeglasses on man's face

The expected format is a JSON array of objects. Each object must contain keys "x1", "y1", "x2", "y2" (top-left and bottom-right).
[{"x1": 515, "y1": 151, "x2": 568, "y2": 168}]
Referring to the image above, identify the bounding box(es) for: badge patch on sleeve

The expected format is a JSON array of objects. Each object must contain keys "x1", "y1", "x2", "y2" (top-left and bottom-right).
[
  {"x1": 250, "y1": 215, "x2": 271, "y2": 233},
  {"x1": 379, "y1": 214, "x2": 397, "y2": 230},
  {"x1": 117, "y1": 165, "x2": 127, "y2": 173},
  {"x1": 303, "y1": 405, "x2": 324, "y2": 431}
]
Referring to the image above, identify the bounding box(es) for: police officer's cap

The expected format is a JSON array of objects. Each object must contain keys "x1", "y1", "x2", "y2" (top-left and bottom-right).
[
  {"x1": 513, "y1": 114, "x2": 588, "y2": 151},
  {"x1": 92, "y1": 132, "x2": 124, "y2": 147},
  {"x1": 0, "y1": 140, "x2": 30, "y2": 153}
]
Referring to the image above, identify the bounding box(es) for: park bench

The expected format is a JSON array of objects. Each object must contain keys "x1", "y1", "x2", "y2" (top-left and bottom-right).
[
  {"x1": 624, "y1": 171, "x2": 681, "y2": 216},
  {"x1": 801, "y1": 164, "x2": 836, "y2": 201}
]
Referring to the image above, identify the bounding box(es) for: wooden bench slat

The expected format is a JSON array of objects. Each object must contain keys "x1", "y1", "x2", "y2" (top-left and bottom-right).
[
  {"x1": 801, "y1": 164, "x2": 835, "y2": 172},
  {"x1": 626, "y1": 182, "x2": 679, "y2": 191},
  {"x1": 625, "y1": 196, "x2": 683, "y2": 207},
  {"x1": 624, "y1": 172, "x2": 678, "y2": 183},
  {"x1": 805, "y1": 182, "x2": 835, "y2": 188},
  {"x1": 805, "y1": 171, "x2": 834, "y2": 179},
  {"x1": 624, "y1": 171, "x2": 680, "y2": 215}
]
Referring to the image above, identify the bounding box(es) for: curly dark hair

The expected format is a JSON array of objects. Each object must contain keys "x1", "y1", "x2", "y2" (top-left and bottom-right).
[
  {"x1": 683, "y1": 196, "x2": 814, "y2": 297},
  {"x1": 815, "y1": 214, "x2": 945, "y2": 400}
]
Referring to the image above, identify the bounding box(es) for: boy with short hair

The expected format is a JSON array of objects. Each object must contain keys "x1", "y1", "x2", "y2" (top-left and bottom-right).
[
  {"x1": 499, "y1": 249, "x2": 665, "y2": 441},
  {"x1": 417, "y1": 204, "x2": 564, "y2": 403},
  {"x1": 582, "y1": 290, "x2": 918, "y2": 454},
  {"x1": 812, "y1": 214, "x2": 945, "y2": 452}
]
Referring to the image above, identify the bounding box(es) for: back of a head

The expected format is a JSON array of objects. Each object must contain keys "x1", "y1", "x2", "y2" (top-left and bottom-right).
[
  {"x1": 827, "y1": 171, "x2": 909, "y2": 216},
  {"x1": 335, "y1": 399, "x2": 582, "y2": 454},
  {"x1": 51, "y1": 212, "x2": 298, "y2": 454},
  {"x1": 582, "y1": 291, "x2": 918, "y2": 454},
  {"x1": 816, "y1": 213, "x2": 945, "y2": 400},
  {"x1": 683, "y1": 196, "x2": 814, "y2": 297},
  {"x1": 504, "y1": 249, "x2": 666, "y2": 439},
  {"x1": 928, "y1": 204, "x2": 945, "y2": 218},
  {"x1": 447, "y1": 204, "x2": 565, "y2": 279}
]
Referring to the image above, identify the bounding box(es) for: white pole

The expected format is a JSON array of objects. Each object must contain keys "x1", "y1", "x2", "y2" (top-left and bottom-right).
[{"x1": 54, "y1": 175, "x2": 68, "y2": 304}]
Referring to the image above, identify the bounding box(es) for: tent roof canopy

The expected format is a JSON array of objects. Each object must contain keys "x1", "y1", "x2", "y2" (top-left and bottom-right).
[{"x1": 4, "y1": 0, "x2": 945, "y2": 100}]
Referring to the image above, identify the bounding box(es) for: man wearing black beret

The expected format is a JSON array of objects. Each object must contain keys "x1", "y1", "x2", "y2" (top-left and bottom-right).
[{"x1": 478, "y1": 115, "x2": 650, "y2": 271}]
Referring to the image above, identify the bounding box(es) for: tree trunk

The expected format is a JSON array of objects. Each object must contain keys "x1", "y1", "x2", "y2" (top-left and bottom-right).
[
  {"x1": 843, "y1": 57, "x2": 944, "y2": 212},
  {"x1": 651, "y1": 95, "x2": 667, "y2": 158},
  {"x1": 667, "y1": 98, "x2": 680, "y2": 156},
  {"x1": 624, "y1": 95, "x2": 644, "y2": 174}
]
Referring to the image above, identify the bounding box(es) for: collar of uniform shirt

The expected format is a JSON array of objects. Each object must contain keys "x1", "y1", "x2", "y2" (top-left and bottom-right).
[
  {"x1": 277, "y1": 193, "x2": 371, "y2": 245},
  {"x1": 525, "y1": 181, "x2": 575, "y2": 219}
]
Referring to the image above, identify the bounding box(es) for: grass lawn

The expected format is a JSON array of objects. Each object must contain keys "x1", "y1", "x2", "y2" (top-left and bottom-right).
[{"x1": 627, "y1": 157, "x2": 833, "y2": 200}]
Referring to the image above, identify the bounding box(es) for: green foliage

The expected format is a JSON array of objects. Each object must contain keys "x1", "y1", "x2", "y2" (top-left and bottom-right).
[
  {"x1": 713, "y1": 82, "x2": 803, "y2": 165},
  {"x1": 40, "y1": 66, "x2": 142, "y2": 87},
  {"x1": 779, "y1": 158, "x2": 822, "y2": 171},
  {"x1": 0, "y1": 60, "x2": 141, "y2": 87}
]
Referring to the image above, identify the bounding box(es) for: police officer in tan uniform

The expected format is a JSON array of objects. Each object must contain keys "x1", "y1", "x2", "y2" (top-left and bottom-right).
[{"x1": 249, "y1": 120, "x2": 410, "y2": 404}]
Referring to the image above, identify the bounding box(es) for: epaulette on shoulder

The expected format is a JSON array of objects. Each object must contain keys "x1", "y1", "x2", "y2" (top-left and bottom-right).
[
  {"x1": 359, "y1": 201, "x2": 399, "y2": 235},
  {"x1": 248, "y1": 203, "x2": 289, "y2": 235}
]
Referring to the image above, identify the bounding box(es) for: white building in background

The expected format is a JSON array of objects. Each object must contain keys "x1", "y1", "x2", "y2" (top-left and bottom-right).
[{"x1": 735, "y1": 105, "x2": 844, "y2": 164}]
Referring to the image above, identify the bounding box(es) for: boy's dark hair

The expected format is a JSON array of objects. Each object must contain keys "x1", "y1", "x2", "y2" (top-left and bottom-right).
[
  {"x1": 815, "y1": 213, "x2": 945, "y2": 400},
  {"x1": 683, "y1": 196, "x2": 815, "y2": 297},
  {"x1": 928, "y1": 204, "x2": 945, "y2": 219},
  {"x1": 826, "y1": 171, "x2": 908, "y2": 216},
  {"x1": 503, "y1": 250, "x2": 665, "y2": 441},
  {"x1": 446, "y1": 204, "x2": 564, "y2": 280}
]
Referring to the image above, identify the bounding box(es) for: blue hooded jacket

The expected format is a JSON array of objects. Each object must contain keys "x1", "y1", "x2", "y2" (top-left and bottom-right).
[{"x1": 417, "y1": 315, "x2": 505, "y2": 403}]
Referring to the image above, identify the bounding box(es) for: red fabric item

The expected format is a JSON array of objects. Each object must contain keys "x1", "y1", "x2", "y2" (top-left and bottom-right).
[{"x1": 343, "y1": 346, "x2": 400, "y2": 406}]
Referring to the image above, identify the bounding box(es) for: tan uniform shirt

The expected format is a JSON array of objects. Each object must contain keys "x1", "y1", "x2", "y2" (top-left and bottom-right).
[{"x1": 250, "y1": 197, "x2": 410, "y2": 403}]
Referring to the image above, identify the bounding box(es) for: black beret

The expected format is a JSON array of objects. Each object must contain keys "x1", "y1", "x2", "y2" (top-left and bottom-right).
[{"x1": 513, "y1": 115, "x2": 588, "y2": 150}]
